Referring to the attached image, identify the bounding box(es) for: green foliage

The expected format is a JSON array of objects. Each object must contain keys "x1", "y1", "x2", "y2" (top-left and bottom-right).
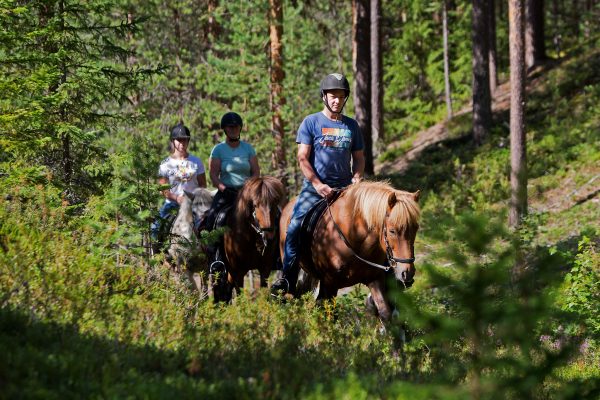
[
  {"x1": 2, "y1": 187, "x2": 598, "y2": 398},
  {"x1": 0, "y1": 0, "x2": 157, "y2": 202},
  {"x1": 1, "y1": 1, "x2": 599, "y2": 398},
  {"x1": 382, "y1": 0, "x2": 473, "y2": 141},
  {"x1": 559, "y1": 237, "x2": 600, "y2": 336},
  {"x1": 119, "y1": 0, "x2": 353, "y2": 191},
  {"x1": 389, "y1": 213, "x2": 597, "y2": 399}
]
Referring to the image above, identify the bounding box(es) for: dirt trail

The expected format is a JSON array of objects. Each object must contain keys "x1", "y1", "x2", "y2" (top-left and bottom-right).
[
  {"x1": 376, "y1": 78, "x2": 512, "y2": 175},
  {"x1": 375, "y1": 64, "x2": 599, "y2": 213}
]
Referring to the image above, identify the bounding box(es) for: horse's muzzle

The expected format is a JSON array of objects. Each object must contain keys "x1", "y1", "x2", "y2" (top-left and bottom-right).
[
  {"x1": 394, "y1": 264, "x2": 415, "y2": 289},
  {"x1": 401, "y1": 279, "x2": 414, "y2": 288}
]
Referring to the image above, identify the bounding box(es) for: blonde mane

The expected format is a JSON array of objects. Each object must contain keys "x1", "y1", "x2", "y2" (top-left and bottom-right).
[{"x1": 345, "y1": 180, "x2": 420, "y2": 232}]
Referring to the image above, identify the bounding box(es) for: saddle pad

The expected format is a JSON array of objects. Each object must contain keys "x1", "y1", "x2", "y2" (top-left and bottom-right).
[
  {"x1": 213, "y1": 205, "x2": 233, "y2": 230},
  {"x1": 299, "y1": 190, "x2": 343, "y2": 247}
]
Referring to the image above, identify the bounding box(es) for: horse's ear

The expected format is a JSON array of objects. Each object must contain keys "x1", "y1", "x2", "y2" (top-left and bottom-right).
[
  {"x1": 183, "y1": 190, "x2": 194, "y2": 200},
  {"x1": 412, "y1": 190, "x2": 421, "y2": 202},
  {"x1": 387, "y1": 192, "x2": 397, "y2": 209}
]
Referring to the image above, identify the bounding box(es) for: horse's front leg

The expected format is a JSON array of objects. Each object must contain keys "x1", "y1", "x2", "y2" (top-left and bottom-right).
[
  {"x1": 367, "y1": 280, "x2": 393, "y2": 321},
  {"x1": 316, "y1": 281, "x2": 338, "y2": 300},
  {"x1": 258, "y1": 267, "x2": 269, "y2": 288},
  {"x1": 228, "y1": 268, "x2": 245, "y2": 295}
]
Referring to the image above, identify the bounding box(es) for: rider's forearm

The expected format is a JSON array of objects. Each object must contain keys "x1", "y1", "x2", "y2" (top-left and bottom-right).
[
  {"x1": 352, "y1": 160, "x2": 364, "y2": 180},
  {"x1": 163, "y1": 189, "x2": 179, "y2": 202},
  {"x1": 298, "y1": 157, "x2": 322, "y2": 187},
  {"x1": 352, "y1": 151, "x2": 365, "y2": 181},
  {"x1": 210, "y1": 172, "x2": 223, "y2": 190}
]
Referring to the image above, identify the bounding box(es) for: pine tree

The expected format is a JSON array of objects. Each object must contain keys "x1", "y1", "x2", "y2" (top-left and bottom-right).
[{"x1": 0, "y1": 0, "x2": 154, "y2": 203}]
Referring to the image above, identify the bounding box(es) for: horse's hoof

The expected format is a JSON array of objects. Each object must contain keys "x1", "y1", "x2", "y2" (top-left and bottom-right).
[{"x1": 365, "y1": 294, "x2": 378, "y2": 316}]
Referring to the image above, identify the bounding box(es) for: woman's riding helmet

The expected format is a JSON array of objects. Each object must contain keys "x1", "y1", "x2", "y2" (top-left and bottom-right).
[
  {"x1": 320, "y1": 73, "x2": 350, "y2": 97},
  {"x1": 170, "y1": 123, "x2": 191, "y2": 140},
  {"x1": 220, "y1": 112, "x2": 243, "y2": 129}
]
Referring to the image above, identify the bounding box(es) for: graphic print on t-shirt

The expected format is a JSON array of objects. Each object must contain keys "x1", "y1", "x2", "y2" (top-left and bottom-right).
[
  {"x1": 173, "y1": 160, "x2": 197, "y2": 182},
  {"x1": 319, "y1": 127, "x2": 352, "y2": 149}
]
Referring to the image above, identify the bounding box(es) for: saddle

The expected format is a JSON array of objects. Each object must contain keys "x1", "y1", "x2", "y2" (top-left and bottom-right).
[
  {"x1": 212, "y1": 205, "x2": 232, "y2": 231},
  {"x1": 195, "y1": 204, "x2": 233, "y2": 234},
  {"x1": 299, "y1": 189, "x2": 344, "y2": 248}
]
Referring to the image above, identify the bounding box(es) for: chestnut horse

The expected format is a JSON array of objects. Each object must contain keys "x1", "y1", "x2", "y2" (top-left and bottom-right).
[
  {"x1": 279, "y1": 181, "x2": 420, "y2": 321},
  {"x1": 219, "y1": 176, "x2": 287, "y2": 301}
]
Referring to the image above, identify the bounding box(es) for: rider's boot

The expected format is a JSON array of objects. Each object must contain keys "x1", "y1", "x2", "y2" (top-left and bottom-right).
[{"x1": 270, "y1": 261, "x2": 299, "y2": 297}]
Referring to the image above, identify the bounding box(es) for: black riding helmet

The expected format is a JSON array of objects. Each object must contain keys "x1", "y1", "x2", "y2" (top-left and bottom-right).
[
  {"x1": 170, "y1": 123, "x2": 191, "y2": 140},
  {"x1": 220, "y1": 112, "x2": 243, "y2": 129},
  {"x1": 320, "y1": 73, "x2": 350, "y2": 114}
]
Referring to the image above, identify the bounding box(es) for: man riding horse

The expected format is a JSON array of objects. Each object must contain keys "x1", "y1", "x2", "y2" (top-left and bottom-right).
[{"x1": 271, "y1": 73, "x2": 365, "y2": 296}]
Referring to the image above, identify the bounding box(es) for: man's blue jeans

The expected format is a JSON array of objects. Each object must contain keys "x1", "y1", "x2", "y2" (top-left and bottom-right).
[{"x1": 282, "y1": 181, "x2": 323, "y2": 284}]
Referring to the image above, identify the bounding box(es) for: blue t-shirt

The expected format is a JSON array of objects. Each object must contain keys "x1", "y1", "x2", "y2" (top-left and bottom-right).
[
  {"x1": 296, "y1": 112, "x2": 364, "y2": 187},
  {"x1": 210, "y1": 141, "x2": 256, "y2": 189}
]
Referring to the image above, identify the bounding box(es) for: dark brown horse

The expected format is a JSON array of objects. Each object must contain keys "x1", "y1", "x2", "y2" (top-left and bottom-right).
[
  {"x1": 279, "y1": 181, "x2": 420, "y2": 321},
  {"x1": 219, "y1": 176, "x2": 287, "y2": 300}
]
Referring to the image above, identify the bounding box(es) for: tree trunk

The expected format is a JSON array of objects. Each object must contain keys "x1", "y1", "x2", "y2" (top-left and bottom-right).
[
  {"x1": 551, "y1": 0, "x2": 561, "y2": 56},
  {"x1": 56, "y1": 0, "x2": 72, "y2": 188},
  {"x1": 207, "y1": 0, "x2": 220, "y2": 40},
  {"x1": 443, "y1": 0, "x2": 453, "y2": 119},
  {"x1": 488, "y1": 0, "x2": 498, "y2": 93},
  {"x1": 370, "y1": 0, "x2": 383, "y2": 156},
  {"x1": 269, "y1": 0, "x2": 286, "y2": 177},
  {"x1": 472, "y1": 0, "x2": 492, "y2": 146},
  {"x1": 509, "y1": 0, "x2": 528, "y2": 228},
  {"x1": 525, "y1": 0, "x2": 546, "y2": 68},
  {"x1": 352, "y1": 0, "x2": 373, "y2": 174}
]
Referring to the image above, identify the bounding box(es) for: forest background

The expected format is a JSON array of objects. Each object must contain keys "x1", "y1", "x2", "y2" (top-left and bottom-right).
[{"x1": 0, "y1": 0, "x2": 599, "y2": 398}]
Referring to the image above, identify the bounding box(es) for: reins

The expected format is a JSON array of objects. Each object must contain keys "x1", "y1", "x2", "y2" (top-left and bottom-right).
[{"x1": 325, "y1": 190, "x2": 415, "y2": 273}]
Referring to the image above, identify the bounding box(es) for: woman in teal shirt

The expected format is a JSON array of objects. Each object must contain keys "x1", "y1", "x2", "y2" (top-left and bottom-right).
[{"x1": 205, "y1": 112, "x2": 260, "y2": 271}]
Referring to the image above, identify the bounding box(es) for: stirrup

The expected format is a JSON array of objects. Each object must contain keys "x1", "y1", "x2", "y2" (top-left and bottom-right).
[
  {"x1": 209, "y1": 260, "x2": 226, "y2": 275},
  {"x1": 270, "y1": 278, "x2": 290, "y2": 297}
]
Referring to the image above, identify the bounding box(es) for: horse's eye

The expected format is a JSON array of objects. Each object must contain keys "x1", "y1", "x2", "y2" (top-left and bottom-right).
[{"x1": 388, "y1": 229, "x2": 396, "y2": 235}]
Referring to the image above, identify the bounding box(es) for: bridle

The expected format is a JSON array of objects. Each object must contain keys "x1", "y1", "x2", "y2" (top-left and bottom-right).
[
  {"x1": 326, "y1": 197, "x2": 415, "y2": 273},
  {"x1": 383, "y1": 221, "x2": 416, "y2": 267},
  {"x1": 250, "y1": 206, "x2": 280, "y2": 255}
]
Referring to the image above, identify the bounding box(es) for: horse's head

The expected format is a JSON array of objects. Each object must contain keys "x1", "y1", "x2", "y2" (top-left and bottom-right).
[
  {"x1": 190, "y1": 188, "x2": 214, "y2": 219},
  {"x1": 382, "y1": 190, "x2": 420, "y2": 288},
  {"x1": 239, "y1": 176, "x2": 287, "y2": 247}
]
